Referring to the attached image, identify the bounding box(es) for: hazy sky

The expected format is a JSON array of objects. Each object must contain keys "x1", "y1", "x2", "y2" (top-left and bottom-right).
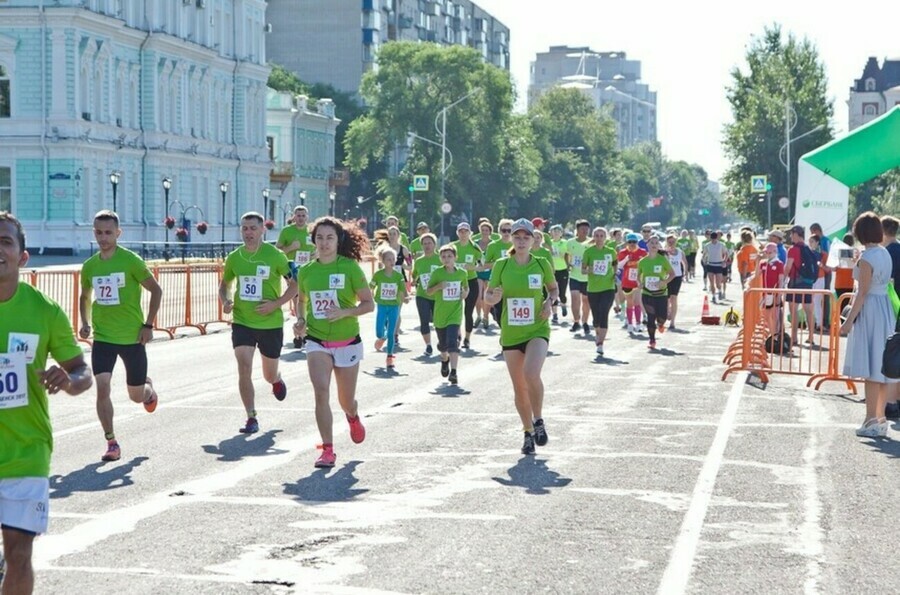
[{"x1": 475, "y1": 0, "x2": 898, "y2": 182}]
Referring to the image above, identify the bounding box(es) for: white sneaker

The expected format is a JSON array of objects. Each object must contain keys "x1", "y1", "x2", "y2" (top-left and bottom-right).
[
  {"x1": 855, "y1": 418, "x2": 888, "y2": 438},
  {"x1": 596, "y1": 344, "x2": 604, "y2": 356}
]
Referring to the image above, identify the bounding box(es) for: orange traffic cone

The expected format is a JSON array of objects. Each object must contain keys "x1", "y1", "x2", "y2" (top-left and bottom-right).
[
  {"x1": 701, "y1": 294, "x2": 720, "y2": 325},
  {"x1": 701, "y1": 295, "x2": 711, "y2": 318}
]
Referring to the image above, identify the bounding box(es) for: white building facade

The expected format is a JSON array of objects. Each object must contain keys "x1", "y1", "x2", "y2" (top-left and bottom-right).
[
  {"x1": 848, "y1": 56, "x2": 900, "y2": 131},
  {"x1": 0, "y1": 0, "x2": 270, "y2": 253}
]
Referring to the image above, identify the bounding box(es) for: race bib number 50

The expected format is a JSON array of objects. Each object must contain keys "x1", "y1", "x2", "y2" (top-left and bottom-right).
[
  {"x1": 311, "y1": 290, "x2": 338, "y2": 320},
  {"x1": 238, "y1": 276, "x2": 263, "y2": 302},
  {"x1": 0, "y1": 352, "x2": 27, "y2": 410}
]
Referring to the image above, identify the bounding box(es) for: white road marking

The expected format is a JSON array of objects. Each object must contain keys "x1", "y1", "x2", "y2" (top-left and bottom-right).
[
  {"x1": 792, "y1": 395, "x2": 826, "y2": 594},
  {"x1": 656, "y1": 371, "x2": 747, "y2": 595}
]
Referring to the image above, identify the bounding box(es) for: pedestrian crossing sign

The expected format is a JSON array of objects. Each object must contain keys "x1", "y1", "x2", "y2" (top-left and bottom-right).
[
  {"x1": 751, "y1": 175, "x2": 767, "y2": 193},
  {"x1": 413, "y1": 175, "x2": 429, "y2": 192}
]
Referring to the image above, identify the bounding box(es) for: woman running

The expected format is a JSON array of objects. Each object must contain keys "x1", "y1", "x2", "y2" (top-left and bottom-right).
[
  {"x1": 411, "y1": 233, "x2": 440, "y2": 356},
  {"x1": 582, "y1": 227, "x2": 617, "y2": 356},
  {"x1": 484, "y1": 219, "x2": 559, "y2": 455},
  {"x1": 484, "y1": 219, "x2": 514, "y2": 327},
  {"x1": 387, "y1": 226, "x2": 411, "y2": 345},
  {"x1": 548, "y1": 224, "x2": 570, "y2": 324},
  {"x1": 451, "y1": 221, "x2": 483, "y2": 350},
  {"x1": 617, "y1": 233, "x2": 648, "y2": 334},
  {"x1": 664, "y1": 234, "x2": 688, "y2": 330},
  {"x1": 637, "y1": 235, "x2": 675, "y2": 350},
  {"x1": 294, "y1": 217, "x2": 374, "y2": 468},
  {"x1": 474, "y1": 221, "x2": 494, "y2": 329}
]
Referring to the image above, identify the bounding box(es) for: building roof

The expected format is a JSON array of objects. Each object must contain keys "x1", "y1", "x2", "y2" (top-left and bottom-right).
[{"x1": 853, "y1": 57, "x2": 900, "y2": 92}]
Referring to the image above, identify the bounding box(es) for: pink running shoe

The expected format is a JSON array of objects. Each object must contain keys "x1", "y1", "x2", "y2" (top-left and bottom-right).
[
  {"x1": 101, "y1": 441, "x2": 121, "y2": 462},
  {"x1": 315, "y1": 444, "x2": 336, "y2": 468},
  {"x1": 347, "y1": 414, "x2": 366, "y2": 444}
]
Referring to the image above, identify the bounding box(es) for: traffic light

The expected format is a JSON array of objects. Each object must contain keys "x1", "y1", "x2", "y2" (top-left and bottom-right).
[
  {"x1": 766, "y1": 183, "x2": 772, "y2": 191},
  {"x1": 408, "y1": 185, "x2": 414, "y2": 192}
]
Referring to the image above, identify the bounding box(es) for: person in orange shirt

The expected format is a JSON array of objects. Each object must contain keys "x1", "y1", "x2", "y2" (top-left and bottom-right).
[{"x1": 736, "y1": 230, "x2": 760, "y2": 289}]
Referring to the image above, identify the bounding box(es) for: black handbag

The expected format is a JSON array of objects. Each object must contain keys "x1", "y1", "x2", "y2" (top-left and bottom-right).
[{"x1": 882, "y1": 315, "x2": 900, "y2": 379}]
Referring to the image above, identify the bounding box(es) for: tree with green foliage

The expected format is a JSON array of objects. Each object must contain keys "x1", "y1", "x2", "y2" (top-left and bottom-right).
[
  {"x1": 528, "y1": 88, "x2": 628, "y2": 226},
  {"x1": 344, "y1": 42, "x2": 535, "y2": 231},
  {"x1": 722, "y1": 25, "x2": 833, "y2": 225}
]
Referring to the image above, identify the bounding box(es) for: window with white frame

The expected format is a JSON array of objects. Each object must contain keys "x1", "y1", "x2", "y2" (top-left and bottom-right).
[
  {"x1": 0, "y1": 167, "x2": 11, "y2": 211},
  {"x1": 863, "y1": 104, "x2": 878, "y2": 116},
  {"x1": 865, "y1": 78, "x2": 876, "y2": 91},
  {"x1": 0, "y1": 64, "x2": 9, "y2": 118}
]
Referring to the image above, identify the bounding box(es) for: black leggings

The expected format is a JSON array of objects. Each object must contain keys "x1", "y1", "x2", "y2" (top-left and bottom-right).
[
  {"x1": 554, "y1": 269, "x2": 569, "y2": 305},
  {"x1": 416, "y1": 296, "x2": 435, "y2": 335},
  {"x1": 587, "y1": 290, "x2": 616, "y2": 329},
  {"x1": 464, "y1": 278, "x2": 479, "y2": 333},
  {"x1": 642, "y1": 294, "x2": 669, "y2": 341}
]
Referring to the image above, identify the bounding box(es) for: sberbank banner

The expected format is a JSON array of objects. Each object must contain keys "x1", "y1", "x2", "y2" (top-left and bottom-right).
[{"x1": 796, "y1": 106, "x2": 900, "y2": 240}]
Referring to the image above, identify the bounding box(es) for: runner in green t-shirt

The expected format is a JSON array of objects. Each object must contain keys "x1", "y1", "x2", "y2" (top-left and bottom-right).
[
  {"x1": 547, "y1": 224, "x2": 570, "y2": 324},
  {"x1": 79, "y1": 210, "x2": 163, "y2": 462},
  {"x1": 472, "y1": 219, "x2": 500, "y2": 244},
  {"x1": 530, "y1": 230, "x2": 554, "y2": 265},
  {"x1": 483, "y1": 219, "x2": 514, "y2": 328},
  {"x1": 427, "y1": 245, "x2": 469, "y2": 385},
  {"x1": 383, "y1": 215, "x2": 410, "y2": 248},
  {"x1": 0, "y1": 212, "x2": 92, "y2": 588},
  {"x1": 686, "y1": 230, "x2": 700, "y2": 281},
  {"x1": 220, "y1": 212, "x2": 297, "y2": 435},
  {"x1": 484, "y1": 218, "x2": 558, "y2": 456},
  {"x1": 412, "y1": 234, "x2": 441, "y2": 356},
  {"x1": 581, "y1": 227, "x2": 618, "y2": 357},
  {"x1": 566, "y1": 220, "x2": 591, "y2": 334},
  {"x1": 409, "y1": 221, "x2": 430, "y2": 259},
  {"x1": 294, "y1": 217, "x2": 374, "y2": 469},
  {"x1": 637, "y1": 235, "x2": 676, "y2": 350},
  {"x1": 369, "y1": 246, "x2": 408, "y2": 369},
  {"x1": 451, "y1": 221, "x2": 484, "y2": 350},
  {"x1": 474, "y1": 221, "x2": 497, "y2": 330},
  {"x1": 276, "y1": 205, "x2": 316, "y2": 348}
]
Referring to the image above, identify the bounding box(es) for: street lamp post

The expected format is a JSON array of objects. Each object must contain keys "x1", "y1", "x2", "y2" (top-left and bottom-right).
[
  {"x1": 329, "y1": 191, "x2": 336, "y2": 217},
  {"x1": 162, "y1": 177, "x2": 172, "y2": 258},
  {"x1": 780, "y1": 122, "x2": 825, "y2": 220},
  {"x1": 219, "y1": 181, "x2": 229, "y2": 245},
  {"x1": 298, "y1": 189, "x2": 307, "y2": 206},
  {"x1": 109, "y1": 171, "x2": 120, "y2": 212},
  {"x1": 434, "y1": 88, "x2": 480, "y2": 210},
  {"x1": 262, "y1": 187, "x2": 270, "y2": 219}
]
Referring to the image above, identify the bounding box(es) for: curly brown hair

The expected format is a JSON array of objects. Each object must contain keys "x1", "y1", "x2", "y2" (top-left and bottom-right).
[{"x1": 310, "y1": 217, "x2": 371, "y2": 261}]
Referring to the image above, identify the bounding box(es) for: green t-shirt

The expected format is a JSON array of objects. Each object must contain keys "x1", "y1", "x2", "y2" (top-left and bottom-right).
[
  {"x1": 531, "y1": 246, "x2": 553, "y2": 266},
  {"x1": 484, "y1": 240, "x2": 512, "y2": 266},
  {"x1": 223, "y1": 243, "x2": 292, "y2": 330},
  {"x1": 676, "y1": 238, "x2": 692, "y2": 254},
  {"x1": 298, "y1": 256, "x2": 368, "y2": 342},
  {"x1": 488, "y1": 255, "x2": 554, "y2": 347},
  {"x1": 583, "y1": 245, "x2": 617, "y2": 293},
  {"x1": 412, "y1": 254, "x2": 442, "y2": 301},
  {"x1": 276, "y1": 225, "x2": 316, "y2": 265},
  {"x1": 427, "y1": 266, "x2": 468, "y2": 328},
  {"x1": 370, "y1": 268, "x2": 405, "y2": 306},
  {"x1": 81, "y1": 246, "x2": 153, "y2": 345},
  {"x1": 409, "y1": 236, "x2": 426, "y2": 259},
  {"x1": 473, "y1": 232, "x2": 500, "y2": 243},
  {"x1": 688, "y1": 237, "x2": 700, "y2": 253},
  {"x1": 452, "y1": 240, "x2": 483, "y2": 280},
  {"x1": 567, "y1": 238, "x2": 589, "y2": 282},
  {"x1": 548, "y1": 239, "x2": 569, "y2": 271},
  {"x1": 0, "y1": 283, "x2": 83, "y2": 478},
  {"x1": 638, "y1": 254, "x2": 674, "y2": 297}
]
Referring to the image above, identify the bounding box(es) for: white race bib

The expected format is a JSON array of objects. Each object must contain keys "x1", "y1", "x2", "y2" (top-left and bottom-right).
[
  {"x1": 295, "y1": 250, "x2": 311, "y2": 265},
  {"x1": 593, "y1": 260, "x2": 608, "y2": 276},
  {"x1": 92, "y1": 275, "x2": 121, "y2": 306},
  {"x1": 380, "y1": 283, "x2": 398, "y2": 301},
  {"x1": 238, "y1": 276, "x2": 263, "y2": 302},
  {"x1": 645, "y1": 276, "x2": 661, "y2": 292},
  {"x1": 627, "y1": 268, "x2": 638, "y2": 282},
  {"x1": 442, "y1": 281, "x2": 462, "y2": 301},
  {"x1": 311, "y1": 289, "x2": 338, "y2": 319},
  {"x1": 507, "y1": 298, "x2": 534, "y2": 326},
  {"x1": 0, "y1": 352, "x2": 27, "y2": 410}
]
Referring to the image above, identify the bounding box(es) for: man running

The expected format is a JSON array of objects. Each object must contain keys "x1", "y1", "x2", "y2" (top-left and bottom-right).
[
  {"x1": 276, "y1": 205, "x2": 315, "y2": 348},
  {"x1": 219, "y1": 212, "x2": 297, "y2": 434},
  {"x1": 566, "y1": 220, "x2": 591, "y2": 334},
  {"x1": 79, "y1": 210, "x2": 163, "y2": 462},
  {"x1": 701, "y1": 232, "x2": 728, "y2": 303},
  {"x1": 409, "y1": 221, "x2": 430, "y2": 259},
  {"x1": 0, "y1": 212, "x2": 92, "y2": 595},
  {"x1": 547, "y1": 224, "x2": 569, "y2": 324}
]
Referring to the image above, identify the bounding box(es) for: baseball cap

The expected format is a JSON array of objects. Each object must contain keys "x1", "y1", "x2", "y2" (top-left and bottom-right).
[
  {"x1": 769, "y1": 229, "x2": 784, "y2": 240},
  {"x1": 456, "y1": 221, "x2": 471, "y2": 231},
  {"x1": 510, "y1": 218, "x2": 535, "y2": 235},
  {"x1": 549, "y1": 223, "x2": 563, "y2": 231},
  {"x1": 416, "y1": 221, "x2": 429, "y2": 230},
  {"x1": 531, "y1": 217, "x2": 548, "y2": 227},
  {"x1": 625, "y1": 232, "x2": 640, "y2": 242}
]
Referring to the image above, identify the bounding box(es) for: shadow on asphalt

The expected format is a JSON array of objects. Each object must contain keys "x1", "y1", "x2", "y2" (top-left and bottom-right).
[
  {"x1": 49, "y1": 456, "x2": 150, "y2": 499},
  {"x1": 280, "y1": 350, "x2": 307, "y2": 362},
  {"x1": 363, "y1": 367, "x2": 409, "y2": 380},
  {"x1": 201, "y1": 430, "x2": 287, "y2": 462},
  {"x1": 592, "y1": 357, "x2": 629, "y2": 366},
  {"x1": 283, "y1": 460, "x2": 368, "y2": 502},
  {"x1": 652, "y1": 348, "x2": 683, "y2": 356},
  {"x1": 860, "y1": 436, "x2": 900, "y2": 459},
  {"x1": 429, "y1": 384, "x2": 472, "y2": 397},
  {"x1": 492, "y1": 457, "x2": 572, "y2": 495}
]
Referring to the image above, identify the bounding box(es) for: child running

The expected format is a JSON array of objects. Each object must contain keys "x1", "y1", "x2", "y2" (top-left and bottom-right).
[
  {"x1": 370, "y1": 246, "x2": 408, "y2": 369},
  {"x1": 426, "y1": 244, "x2": 469, "y2": 385}
]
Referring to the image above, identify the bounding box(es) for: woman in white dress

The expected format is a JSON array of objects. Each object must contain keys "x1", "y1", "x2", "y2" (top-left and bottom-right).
[{"x1": 840, "y1": 212, "x2": 899, "y2": 438}]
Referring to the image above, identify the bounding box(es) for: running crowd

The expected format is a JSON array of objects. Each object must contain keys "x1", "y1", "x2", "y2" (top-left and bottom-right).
[{"x1": 2, "y1": 207, "x2": 898, "y2": 593}]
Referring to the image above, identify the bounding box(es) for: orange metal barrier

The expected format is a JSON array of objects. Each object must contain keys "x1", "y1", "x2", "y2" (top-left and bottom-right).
[{"x1": 722, "y1": 284, "x2": 858, "y2": 394}]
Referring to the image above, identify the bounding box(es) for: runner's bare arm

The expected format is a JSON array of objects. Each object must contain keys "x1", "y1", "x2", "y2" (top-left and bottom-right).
[
  {"x1": 140, "y1": 275, "x2": 163, "y2": 328},
  {"x1": 78, "y1": 284, "x2": 92, "y2": 338},
  {"x1": 39, "y1": 354, "x2": 92, "y2": 396}
]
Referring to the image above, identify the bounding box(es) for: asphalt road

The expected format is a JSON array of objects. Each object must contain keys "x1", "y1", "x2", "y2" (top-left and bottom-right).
[{"x1": 16, "y1": 277, "x2": 900, "y2": 594}]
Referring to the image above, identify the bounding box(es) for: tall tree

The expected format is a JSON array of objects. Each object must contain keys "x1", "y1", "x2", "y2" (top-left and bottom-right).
[
  {"x1": 344, "y1": 42, "x2": 532, "y2": 229},
  {"x1": 722, "y1": 25, "x2": 833, "y2": 225}
]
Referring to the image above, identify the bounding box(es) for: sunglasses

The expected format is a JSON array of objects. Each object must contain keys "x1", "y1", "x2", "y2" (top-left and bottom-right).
[
  {"x1": 499, "y1": 228, "x2": 512, "y2": 233},
  {"x1": 627, "y1": 240, "x2": 638, "y2": 244},
  {"x1": 642, "y1": 230, "x2": 651, "y2": 233}
]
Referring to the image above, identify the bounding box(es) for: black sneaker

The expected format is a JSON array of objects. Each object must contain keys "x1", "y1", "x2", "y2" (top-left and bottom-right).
[
  {"x1": 583, "y1": 323, "x2": 591, "y2": 334},
  {"x1": 569, "y1": 323, "x2": 580, "y2": 333},
  {"x1": 886, "y1": 401, "x2": 900, "y2": 420},
  {"x1": 425, "y1": 344, "x2": 434, "y2": 356},
  {"x1": 552, "y1": 314, "x2": 559, "y2": 324},
  {"x1": 462, "y1": 338, "x2": 470, "y2": 350},
  {"x1": 533, "y1": 418, "x2": 548, "y2": 446},
  {"x1": 521, "y1": 432, "x2": 535, "y2": 455},
  {"x1": 293, "y1": 336, "x2": 305, "y2": 349},
  {"x1": 448, "y1": 369, "x2": 458, "y2": 385},
  {"x1": 440, "y1": 358, "x2": 450, "y2": 378},
  {"x1": 561, "y1": 304, "x2": 568, "y2": 317}
]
